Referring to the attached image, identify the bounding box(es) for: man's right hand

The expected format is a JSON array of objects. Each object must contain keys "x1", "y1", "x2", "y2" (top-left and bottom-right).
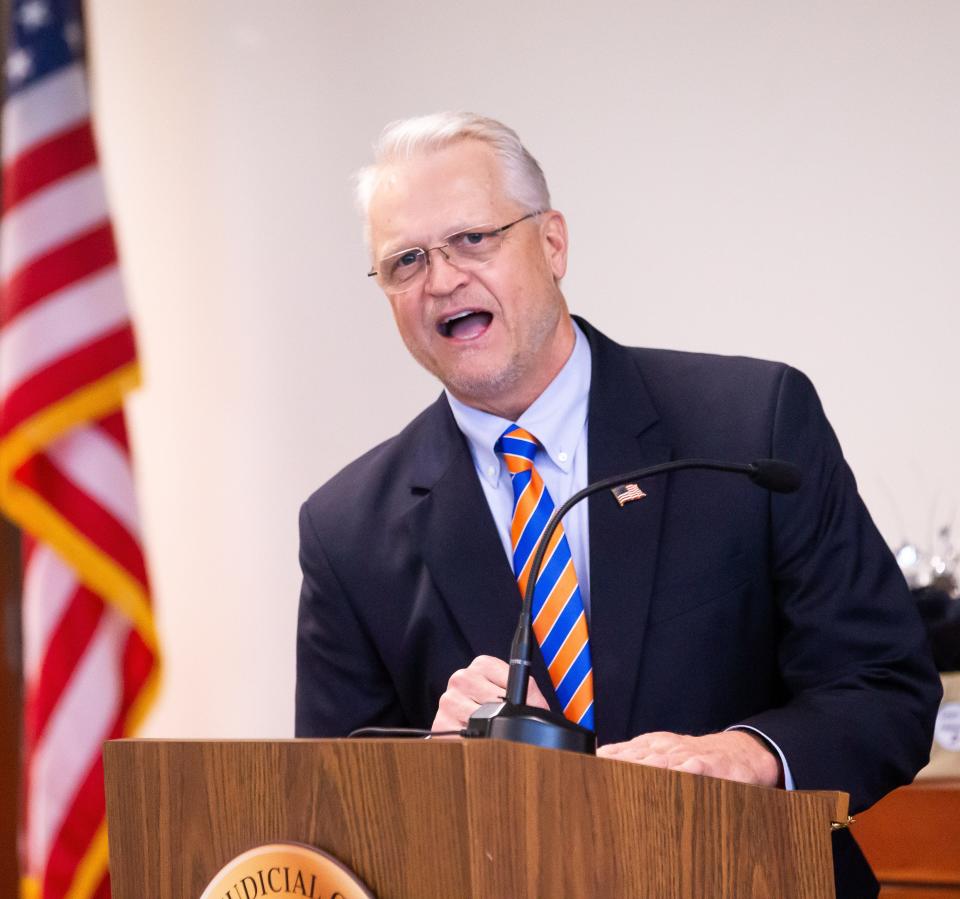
[{"x1": 432, "y1": 655, "x2": 551, "y2": 732}]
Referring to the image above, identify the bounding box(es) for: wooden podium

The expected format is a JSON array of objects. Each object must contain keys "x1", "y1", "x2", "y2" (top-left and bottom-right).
[{"x1": 103, "y1": 739, "x2": 848, "y2": 898}]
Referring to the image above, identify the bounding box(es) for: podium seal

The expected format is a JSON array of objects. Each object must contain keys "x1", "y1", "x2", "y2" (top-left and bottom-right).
[{"x1": 199, "y1": 842, "x2": 375, "y2": 899}]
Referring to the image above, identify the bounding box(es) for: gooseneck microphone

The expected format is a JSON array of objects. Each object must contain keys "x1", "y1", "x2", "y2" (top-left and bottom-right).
[{"x1": 465, "y1": 457, "x2": 801, "y2": 754}]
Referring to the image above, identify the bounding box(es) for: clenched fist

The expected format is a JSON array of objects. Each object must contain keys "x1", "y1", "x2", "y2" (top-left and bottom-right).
[{"x1": 432, "y1": 655, "x2": 550, "y2": 732}]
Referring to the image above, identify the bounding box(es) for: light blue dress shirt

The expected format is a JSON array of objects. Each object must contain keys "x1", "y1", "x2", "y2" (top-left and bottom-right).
[{"x1": 445, "y1": 322, "x2": 795, "y2": 787}]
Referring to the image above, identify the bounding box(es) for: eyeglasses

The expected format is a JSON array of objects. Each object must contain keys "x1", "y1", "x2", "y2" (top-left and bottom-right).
[{"x1": 367, "y1": 211, "x2": 543, "y2": 293}]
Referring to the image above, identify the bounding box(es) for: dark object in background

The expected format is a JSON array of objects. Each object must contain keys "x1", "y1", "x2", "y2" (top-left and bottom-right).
[{"x1": 914, "y1": 587, "x2": 960, "y2": 671}]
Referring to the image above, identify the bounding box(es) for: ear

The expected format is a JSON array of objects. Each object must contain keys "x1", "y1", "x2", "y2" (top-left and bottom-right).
[{"x1": 540, "y1": 210, "x2": 568, "y2": 280}]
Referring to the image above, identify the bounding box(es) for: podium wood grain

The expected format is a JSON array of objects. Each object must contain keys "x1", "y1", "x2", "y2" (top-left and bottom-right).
[{"x1": 104, "y1": 739, "x2": 846, "y2": 899}]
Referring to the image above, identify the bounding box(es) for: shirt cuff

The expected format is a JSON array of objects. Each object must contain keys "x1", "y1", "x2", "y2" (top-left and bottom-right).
[{"x1": 726, "y1": 725, "x2": 796, "y2": 790}]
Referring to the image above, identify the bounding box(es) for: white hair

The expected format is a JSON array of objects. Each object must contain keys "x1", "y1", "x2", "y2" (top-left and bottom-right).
[{"x1": 355, "y1": 112, "x2": 552, "y2": 230}]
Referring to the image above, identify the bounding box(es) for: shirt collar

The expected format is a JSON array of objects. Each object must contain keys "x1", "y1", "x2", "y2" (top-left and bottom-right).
[{"x1": 446, "y1": 321, "x2": 592, "y2": 486}]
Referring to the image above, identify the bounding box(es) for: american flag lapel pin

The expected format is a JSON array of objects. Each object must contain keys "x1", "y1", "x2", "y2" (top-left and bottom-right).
[{"x1": 610, "y1": 483, "x2": 647, "y2": 507}]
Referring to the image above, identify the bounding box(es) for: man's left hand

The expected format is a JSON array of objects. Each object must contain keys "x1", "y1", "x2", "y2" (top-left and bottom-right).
[{"x1": 596, "y1": 730, "x2": 782, "y2": 787}]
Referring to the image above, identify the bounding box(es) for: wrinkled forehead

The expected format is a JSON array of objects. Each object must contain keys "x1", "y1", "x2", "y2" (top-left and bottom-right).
[{"x1": 367, "y1": 140, "x2": 513, "y2": 258}]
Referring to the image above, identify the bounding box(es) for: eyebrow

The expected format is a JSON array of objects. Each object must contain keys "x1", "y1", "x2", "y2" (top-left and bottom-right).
[{"x1": 378, "y1": 221, "x2": 496, "y2": 258}]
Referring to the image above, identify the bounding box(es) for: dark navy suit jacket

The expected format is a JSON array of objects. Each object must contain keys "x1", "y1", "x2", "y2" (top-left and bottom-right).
[{"x1": 296, "y1": 318, "x2": 940, "y2": 896}]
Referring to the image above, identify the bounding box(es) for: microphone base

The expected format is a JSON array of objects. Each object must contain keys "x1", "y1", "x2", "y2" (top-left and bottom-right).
[{"x1": 465, "y1": 701, "x2": 595, "y2": 755}]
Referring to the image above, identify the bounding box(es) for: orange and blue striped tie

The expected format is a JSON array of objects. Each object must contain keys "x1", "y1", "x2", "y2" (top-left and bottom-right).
[{"x1": 496, "y1": 424, "x2": 594, "y2": 730}]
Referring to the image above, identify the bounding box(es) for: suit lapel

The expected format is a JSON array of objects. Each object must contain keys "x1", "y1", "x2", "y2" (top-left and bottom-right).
[
  {"x1": 579, "y1": 320, "x2": 671, "y2": 745},
  {"x1": 404, "y1": 398, "x2": 557, "y2": 703}
]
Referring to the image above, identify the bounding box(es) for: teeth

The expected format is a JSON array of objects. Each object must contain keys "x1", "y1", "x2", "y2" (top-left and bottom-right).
[{"x1": 444, "y1": 310, "x2": 476, "y2": 324}]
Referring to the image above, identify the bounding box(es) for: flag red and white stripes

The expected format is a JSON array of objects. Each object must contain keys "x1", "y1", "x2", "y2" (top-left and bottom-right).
[{"x1": 1, "y1": 4, "x2": 159, "y2": 898}]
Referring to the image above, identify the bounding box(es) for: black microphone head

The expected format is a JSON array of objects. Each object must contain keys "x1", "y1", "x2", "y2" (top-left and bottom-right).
[{"x1": 750, "y1": 459, "x2": 802, "y2": 493}]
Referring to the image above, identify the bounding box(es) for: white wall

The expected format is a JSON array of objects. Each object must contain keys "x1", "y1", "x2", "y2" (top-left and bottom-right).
[{"x1": 84, "y1": 0, "x2": 960, "y2": 737}]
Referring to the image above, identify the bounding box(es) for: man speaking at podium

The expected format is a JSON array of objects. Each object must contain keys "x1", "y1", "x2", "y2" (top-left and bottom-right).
[{"x1": 295, "y1": 112, "x2": 940, "y2": 896}]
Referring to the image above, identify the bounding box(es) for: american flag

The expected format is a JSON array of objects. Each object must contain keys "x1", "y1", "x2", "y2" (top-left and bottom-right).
[
  {"x1": 0, "y1": 2, "x2": 159, "y2": 898},
  {"x1": 610, "y1": 482, "x2": 647, "y2": 507}
]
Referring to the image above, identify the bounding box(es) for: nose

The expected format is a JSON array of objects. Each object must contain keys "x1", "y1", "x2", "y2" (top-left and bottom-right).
[{"x1": 423, "y1": 246, "x2": 469, "y2": 296}]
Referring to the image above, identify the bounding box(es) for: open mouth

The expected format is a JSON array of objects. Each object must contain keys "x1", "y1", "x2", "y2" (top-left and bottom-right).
[{"x1": 437, "y1": 310, "x2": 493, "y2": 340}]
